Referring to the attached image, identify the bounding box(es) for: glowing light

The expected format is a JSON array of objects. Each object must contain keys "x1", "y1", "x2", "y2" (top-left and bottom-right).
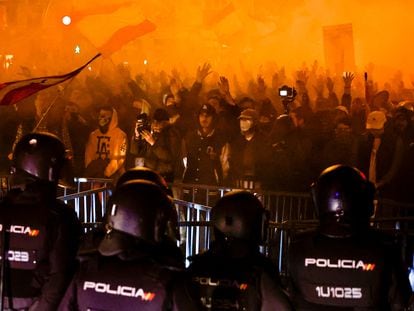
[
  {"x1": 62, "y1": 15, "x2": 71, "y2": 26},
  {"x1": 143, "y1": 59, "x2": 148, "y2": 65},
  {"x1": 4, "y1": 54, "x2": 13, "y2": 69},
  {"x1": 88, "y1": 66, "x2": 92, "y2": 71},
  {"x1": 74, "y1": 45, "x2": 80, "y2": 54}
]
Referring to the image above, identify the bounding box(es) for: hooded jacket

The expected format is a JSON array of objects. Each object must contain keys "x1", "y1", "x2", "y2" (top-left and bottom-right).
[{"x1": 85, "y1": 108, "x2": 127, "y2": 178}]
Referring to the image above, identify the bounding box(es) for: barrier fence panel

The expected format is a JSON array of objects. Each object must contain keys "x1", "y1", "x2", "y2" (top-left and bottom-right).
[
  {"x1": 256, "y1": 190, "x2": 316, "y2": 274},
  {"x1": 172, "y1": 182, "x2": 233, "y2": 207},
  {"x1": 266, "y1": 220, "x2": 319, "y2": 283},
  {"x1": 58, "y1": 177, "x2": 113, "y2": 227},
  {"x1": 172, "y1": 183, "x2": 317, "y2": 269},
  {"x1": 4, "y1": 178, "x2": 414, "y2": 278},
  {"x1": 171, "y1": 183, "x2": 414, "y2": 277},
  {"x1": 174, "y1": 199, "x2": 212, "y2": 266},
  {"x1": 172, "y1": 183, "x2": 315, "y2": 221}
]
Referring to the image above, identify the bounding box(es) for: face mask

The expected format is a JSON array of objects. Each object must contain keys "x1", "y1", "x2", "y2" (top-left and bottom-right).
[
  {"x1": 240, "y1": 119, "x2": 253, "y2": 132},
  {"x1": 99, "y1": 114, "x2": 112, "y2": 128},
  {"x1": 98, "y1": 111, "x2": 112, "y2": 133}
]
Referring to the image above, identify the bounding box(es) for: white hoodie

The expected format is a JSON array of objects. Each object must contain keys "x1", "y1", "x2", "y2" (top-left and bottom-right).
[{"x1": 85, "y1": 108, "x2": 127, "y2": 178}]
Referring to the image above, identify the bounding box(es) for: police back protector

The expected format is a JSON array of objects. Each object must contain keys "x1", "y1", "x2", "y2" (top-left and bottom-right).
[
  {"x1": 72, "y1": 255, "x2": 176, "y2": 311},
  {"x1": 0, "y1": 191, "x2": 78, "y2": 301},
  {"x1": 288, "y1": 231, "x2": 410, "y2": 310}
]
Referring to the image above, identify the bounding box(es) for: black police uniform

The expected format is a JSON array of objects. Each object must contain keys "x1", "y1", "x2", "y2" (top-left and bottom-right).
[
  {"x1": 59, "y1": 179, "x2": 199, "y2": 311},
  {"x1": 79, "y1": 167, "x2": 184, "y2": 269},
  {"x1": 0, "y1": 186, "x2": 81, "y2": 311},
  {"x1": 288, "y1": 230, "x2": 412, "y2": 310},
  {"x1": 58, "y1": 248, "x2": 197, "y2": 311},
  {"x1": 287, "y1": 164, "x2": 412, "y2": 310},
  {"x1": 189, "y1": 245, "x2": 292, "y2": 311},
  {"x1": 187, "y1": 190, "x2": 293, "y2": 311}
]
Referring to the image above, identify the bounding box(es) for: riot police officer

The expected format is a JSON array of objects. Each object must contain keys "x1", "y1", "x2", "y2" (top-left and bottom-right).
[
  {"x1": 58, "y1": 179, "x2": 199, "y2": 310},
  {"x1": 116, "y1": 167, "x2": 182, "y2": 266},
  {"x1": 187, "y1": 190, "x2": 293, "y2": 310},
  {"x1": 79, "y1": 167, "x2": 182, "y2": 267},
  {"x1": 287, "y1": 164, "x2": 412, "y2": 310},
  {"x1": 0, "y1": 132, "x2": 81, "y2": 311}
]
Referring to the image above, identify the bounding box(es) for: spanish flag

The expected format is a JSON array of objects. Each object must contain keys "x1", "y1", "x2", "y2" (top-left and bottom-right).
[
  {"x1": 0, "y1": 53, "x2": 101, "y2": 106},
  {"x1": 99, "y1": 19, "x2": 156, "y2": 56}
]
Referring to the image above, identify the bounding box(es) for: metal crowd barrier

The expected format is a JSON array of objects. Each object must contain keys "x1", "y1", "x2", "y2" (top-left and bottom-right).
[
  {"x1": 170, "y1": 183, "x2": 318, "y2": 268},
  {"x1": 174, "y1": 199, "x2": 212, "y2": 266},
  {"x1": 171, "y1": 183, "x2": 414, "y2": 275},
  {"x1": 58, "y1": 177, "x2": 113, "y2": 227},
  {"x1": 3, "y1": 177, "x2": 414, "y2": 275},
  {"x1": 171, "y1": 182, "x2": 233, "y2": 207},
  {"x1": 58, "y1": 181, "x2": 212, "y2": 266},
  {"x1": 267, "y1": 220, "x2": 318, "y2": 281},
  {"x1": 171, "y1": 182, "x2": 315, "y2": 219}
]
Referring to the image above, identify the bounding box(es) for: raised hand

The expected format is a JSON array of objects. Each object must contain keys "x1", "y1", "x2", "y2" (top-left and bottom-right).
[
  {"x1": 342, "y1": 72, "x2": 354, "y2": 88},
  {"x1": 218, "y1": 76, "x2": 235, "y2": 105},
  {"x1": 311, "y1": 60, "x2": 319, "y2": 75},
  {"x1": 296, "y1": 70, "x2": 309, "y2": 94},
  {"x1": 296, "y1": 70, "x2": 309, "y2": 85},
  {"x1": 256, "y1": 75, "x2": 267, "y2": 99},
  {"x1": 170, "y1": 78, "x2": 182, "y2": 96},
  {"x1": 257, "y1": 75, "x2": 266, "y2": 92},
  {"x1": 326, "y1": 77, "x2": 335, "y2": 93},
  {"x1": 171, "y1": 67, "x2": 180, "y2": 81},
  {"x1": 196, "y1": 63, "x2": 212, "y2": 83},
  {"x1": 218, "y1": 76, "x2": 231, "y2": 97},
  {"x1": 271, "y1": 67, "x2": 286, "y2": 90},
  {"x1": 313, "y1": 77, "x2": 324, "y2": 98}
]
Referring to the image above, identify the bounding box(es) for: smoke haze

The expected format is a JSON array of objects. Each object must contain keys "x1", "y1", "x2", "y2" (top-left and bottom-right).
[{"x1": 1, "y1": 0, "x2": 413, "y2": 86}]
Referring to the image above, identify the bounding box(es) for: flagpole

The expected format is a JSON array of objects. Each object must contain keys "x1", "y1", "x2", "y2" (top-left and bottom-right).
[
  {"x1": 33, "y1": 53, "x2": 101, "y2": 132},
  {"x1": 32, "y1": 88, "x2": 64, "y2": 132}
]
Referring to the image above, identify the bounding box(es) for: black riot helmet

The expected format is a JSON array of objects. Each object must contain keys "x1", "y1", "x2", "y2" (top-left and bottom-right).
[
  {"x1": 99, "y1": 180, "x2": 173, "y2": 256},
  {"x1": 311, "y1": 165, "x2": 375, "y2": 237},
  {"x1": 116, "y1": 167, "x2": 170, "y2": 195},
  {"x1": 115, "y1": 167, "x2": 178, "y2": 241},
  {"x1": 11, "y1": 132, "x2": 73, "y2": 187},
  {"x1": 212, "y1": 190, "x2": 268, "y2": 247}
]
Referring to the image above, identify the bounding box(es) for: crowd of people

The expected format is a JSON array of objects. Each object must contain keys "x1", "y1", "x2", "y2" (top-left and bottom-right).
[{"x1": 1, "y1": 62, "x2": 414, "y2": 203}]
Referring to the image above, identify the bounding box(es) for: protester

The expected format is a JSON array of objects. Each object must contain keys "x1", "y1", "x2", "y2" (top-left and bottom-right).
[
  {"x1": 137, "y1": 108, "x2": 182, "y2": 183},
  {"x1": 228, "y1": 108, "x2": 269, "y2": 189},
  {"x1": 354, "y1": 110, "x2": 404, "y2": 199},
  {"x1": 84, "y1": 105, "x2": 127, "y2": 181}
]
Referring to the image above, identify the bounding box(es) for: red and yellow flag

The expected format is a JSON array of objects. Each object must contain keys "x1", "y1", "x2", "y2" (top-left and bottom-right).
[
  {"x1": 0, "y1": 54, "x2": 101, "y2": 106},
  {"x1": 99, "y1": 19, "x2": 157, "y2": 56}
]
